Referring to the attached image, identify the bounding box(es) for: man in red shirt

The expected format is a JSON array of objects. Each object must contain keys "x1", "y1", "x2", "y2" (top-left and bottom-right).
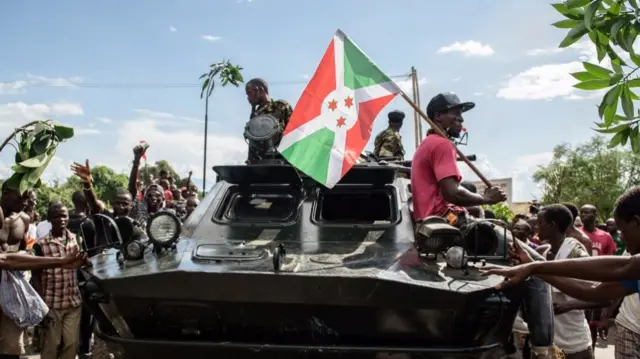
[
  {"x1": 411, "y1": 92, "x2": 505, "y2": 225},
  {"x1": 580, "y1": 204, "x2": 616, "y2": 256}
]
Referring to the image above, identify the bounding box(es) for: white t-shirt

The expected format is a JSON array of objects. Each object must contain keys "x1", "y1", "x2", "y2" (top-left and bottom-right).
[
  {"x1": 615, "y1": 251, "x2": 640, "y2": 334},
  {"x1": 551, "y1": 238, "x2": 593, "y2": 353}
]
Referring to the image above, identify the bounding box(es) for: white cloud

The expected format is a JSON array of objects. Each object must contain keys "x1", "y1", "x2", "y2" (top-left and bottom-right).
[
  {"x1": 169, "y1": 26, "x2": 177, "y2": 32},
  {"x1": 437, "y1": 41, "x2": 495, "y2": 57},
  {"x1": 497, "y1": 41, "x2": 599, "y2": 101},
  {"x1": 397, "y1": 77, "x2": 428, "y2": 94},
  {"x1": 41, "y1": 156, "x2": 74, "y2": 183},
  {"x1": 201, "y1": 35, "x2": 222, "y2": 42},
  {"x1": 132, "y1": 108, "x2": 203, "y2": 124},
  {"x1": 526, "y1": 47, "x2": 565, "y2": 56},
  {"x1": 1, "y1": 75, "x2": 83, "y2": 95},
  {"x1": 74, "y1": 128, "x2": 101, "y2": 135},
  {"x1": 113, "y1": 119, "x2": 247, "y2": 181},
  {"x1": 96, "y1": 117, "x2": 112, "y2": 124},
  {"x1": 25, "y1": 74, "x2": 83, "y2": 88},
  {"x1": 302, "y1": 74, "x2": 309, "y2": 79},
  {"x1": 0, "y1": 81, "x2": 28, "y2": 95},
  {"x1": 0, "y1": 101, "x2": 84, "y2": 130},
  {"x1": 460, "y1": 152, "x2": 553, "y2": 201}
]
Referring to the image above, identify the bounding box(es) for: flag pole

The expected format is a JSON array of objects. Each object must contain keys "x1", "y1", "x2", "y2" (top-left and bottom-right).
[{"x1": 398, "y1": 91, "x2": 493, "y2": 187}]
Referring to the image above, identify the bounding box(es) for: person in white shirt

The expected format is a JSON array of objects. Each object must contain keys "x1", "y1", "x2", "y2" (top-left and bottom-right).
[
  {"x1": 511, "y1": 205, "x2": 608, "y2": 358},
  {"x1": 613, "y1": 251, "x2": 640, "y2": 358}
]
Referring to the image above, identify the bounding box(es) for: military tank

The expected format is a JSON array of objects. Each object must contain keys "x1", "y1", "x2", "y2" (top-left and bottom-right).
[{"x1": 80, "y1": 115, "x2": 529, "y2": 359}]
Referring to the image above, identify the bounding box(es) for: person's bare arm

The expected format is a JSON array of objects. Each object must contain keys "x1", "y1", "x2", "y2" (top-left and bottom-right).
[
  {"x1": 558, "y1": 299, "x2": 611, "y2": 311},
  {"x1": 185, "y1": 170, "x2": 193, "y2": 194},
  {"x1": 438, "y1": 177, "x2": 489, "y2": 207},
  {"x1": 541, "y1": 276, "x2": 632, "y2": 302},
  {"x1": 0, "y1": 206, "x2": 4, "y2": 230},
  {"x1": 72, "y1": 160, "x2": 105, "y2": 214},
  {"x1": 128, "y1": 146, "x2": 146, "y2": 198},
  {"x1": 527, "y1": 255, "x2": 640, "y2": 282},
  {"x1": 129, "y1": 160, "x2": 141, "y2": 198},
  {"x1": 0, "y1": 252, "x2": 74, "y2": 271},
  {"x1": 18, "y1": 214, "x2": 30, "y2": 251}
]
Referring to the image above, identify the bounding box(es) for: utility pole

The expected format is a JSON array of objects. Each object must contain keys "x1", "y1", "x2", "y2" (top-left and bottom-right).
[
  {"x1": 410, "y1": 67, "x2": 424, "y2": 149},
  {"x1": 414, "y1": 68, "x2": 423, "y2": 143},
  {"x1": 411, "y1": 67, "x2": 419, "y2": 149}
]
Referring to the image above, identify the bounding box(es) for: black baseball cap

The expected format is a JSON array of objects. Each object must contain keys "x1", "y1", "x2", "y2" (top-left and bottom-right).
[
  {"x1": 426, "y1": 92, "x2": 475, "y2": 120},
  {"x1": 388, "y1": 110, "x2": 405, "y2": 123}
]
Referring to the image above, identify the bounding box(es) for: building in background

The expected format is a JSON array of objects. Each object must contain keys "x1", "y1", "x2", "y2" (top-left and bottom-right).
[{"x1": 470, "y1": 177, "x2": 513, "y2": 206}]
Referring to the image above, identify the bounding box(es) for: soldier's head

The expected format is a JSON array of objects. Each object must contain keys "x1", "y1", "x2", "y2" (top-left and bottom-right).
[
  {"x1": 426, "y1": 92, "x2": 475, "y2": 138},
  {"x1": 246, "y1": 78, "x2": 269, "y2": 106},
  {"x1": 388, "y1": 110, "x2": 404, "y2": 130}
]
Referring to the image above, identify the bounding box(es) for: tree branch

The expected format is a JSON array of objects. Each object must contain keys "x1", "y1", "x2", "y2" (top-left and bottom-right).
[{"x1": 0, "y1": 121, "x2": 40, "y2": 154}]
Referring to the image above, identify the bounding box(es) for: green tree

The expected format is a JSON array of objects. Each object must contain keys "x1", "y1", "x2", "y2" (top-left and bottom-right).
[
  {"x1": 483, "y1": 203, "x2": 515, "y2": 223},
  {"x1": 66, "y1": 164, "x2": 128, "y2": 202},
  {"x1": 552, "y1": 0, "x2": 640, "y2": 151},
  {"x1": 138, "y1": 160, "x2": 181, "y2": 185},
  {"x1": 533, "y1": 135, "x2": 640, "y2": 221},
  {"x1": 35, "y1": 181, "x2": 75, "y2": 219},
  {"x1": 200, "y1": 60, "x2": 244, "y2": 193}
]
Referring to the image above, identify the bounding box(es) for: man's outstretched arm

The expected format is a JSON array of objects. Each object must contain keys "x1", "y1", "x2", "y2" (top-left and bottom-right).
[
  {"x1": 0, "y1": 251, "x2": 85, "y2": 271},
  {"x1": 527, "y1": 255, "x2": 640, "y2": 282},
  {"x1": 540, "y1": 276, "x2": 632, "y2": 302}
]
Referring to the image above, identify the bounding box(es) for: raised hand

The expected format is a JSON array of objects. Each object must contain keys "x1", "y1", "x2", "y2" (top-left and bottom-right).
[
  {"x1": 71, "y1": 159, "x2": 92, "y2": 184},
  {"x1": 133, "y1": 144, "x2": 147, "y2": 159}
]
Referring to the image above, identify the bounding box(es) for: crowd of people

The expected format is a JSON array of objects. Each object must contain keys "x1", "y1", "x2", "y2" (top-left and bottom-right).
[
  {"x1": 0, "y1": 144, "x2": 200, "y2": 359},
  {"x1": 499, "y1": 202, "x2": 635, "y2": 359},
  {"x1": 404, "y1": 91, "x2": 640, "y2": 359}
]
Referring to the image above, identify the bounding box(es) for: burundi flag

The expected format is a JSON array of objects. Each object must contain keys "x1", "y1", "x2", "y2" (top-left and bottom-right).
[{"x1": 278, "y1": 29, "x2": 402, "y2": 188}]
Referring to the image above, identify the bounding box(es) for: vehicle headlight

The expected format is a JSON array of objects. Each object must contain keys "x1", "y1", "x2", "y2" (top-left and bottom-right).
[
  {"x1": 445, "y1": 246, "x2": 468, "y2": 269},
  {"x1": 147, "y1": 211, "x2": 181, "y2": 248},
  {"x1": 125, "y1": 240, "x2": 144, "y2": 260}
]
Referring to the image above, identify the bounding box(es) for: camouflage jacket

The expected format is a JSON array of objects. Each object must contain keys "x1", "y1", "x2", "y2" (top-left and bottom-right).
[
  {"x1": 250, "y1": 98, "x2": 293, "y2": 131},
  {"x1": 373, "y1": 128, "x2": 405, "y2": 159}
]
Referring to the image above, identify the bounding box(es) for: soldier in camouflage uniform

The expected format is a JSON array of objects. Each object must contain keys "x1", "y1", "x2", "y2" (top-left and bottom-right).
[
  {"x1": 245, "y1": 78, "x2": 293, "y2": 163},
  {"x1": 373, "y1": 110, "x2": 405, "y2": 159}
]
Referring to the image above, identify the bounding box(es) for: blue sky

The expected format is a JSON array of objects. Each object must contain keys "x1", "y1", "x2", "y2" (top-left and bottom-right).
[{"x1": 0, "y1": 0, "x2": 608, "y2": 201}]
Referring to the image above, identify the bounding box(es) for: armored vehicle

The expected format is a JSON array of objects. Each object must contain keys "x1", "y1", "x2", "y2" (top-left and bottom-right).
[
  {"x1": 80, "y1": 161, "x2": 532, "y2": 359},
  {"x1": 81, "y1": 115, "x2": 528, "y2": 358}
]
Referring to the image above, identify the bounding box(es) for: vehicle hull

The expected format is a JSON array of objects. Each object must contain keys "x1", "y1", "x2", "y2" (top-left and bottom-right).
[{"x1": 95, "y1": 326, "x2": 503, "y2": 359}]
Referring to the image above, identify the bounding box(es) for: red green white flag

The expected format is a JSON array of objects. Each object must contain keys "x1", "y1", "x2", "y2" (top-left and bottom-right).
[{"x1": 278, "y1": 29, "x2": 401, "y2": 188}]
